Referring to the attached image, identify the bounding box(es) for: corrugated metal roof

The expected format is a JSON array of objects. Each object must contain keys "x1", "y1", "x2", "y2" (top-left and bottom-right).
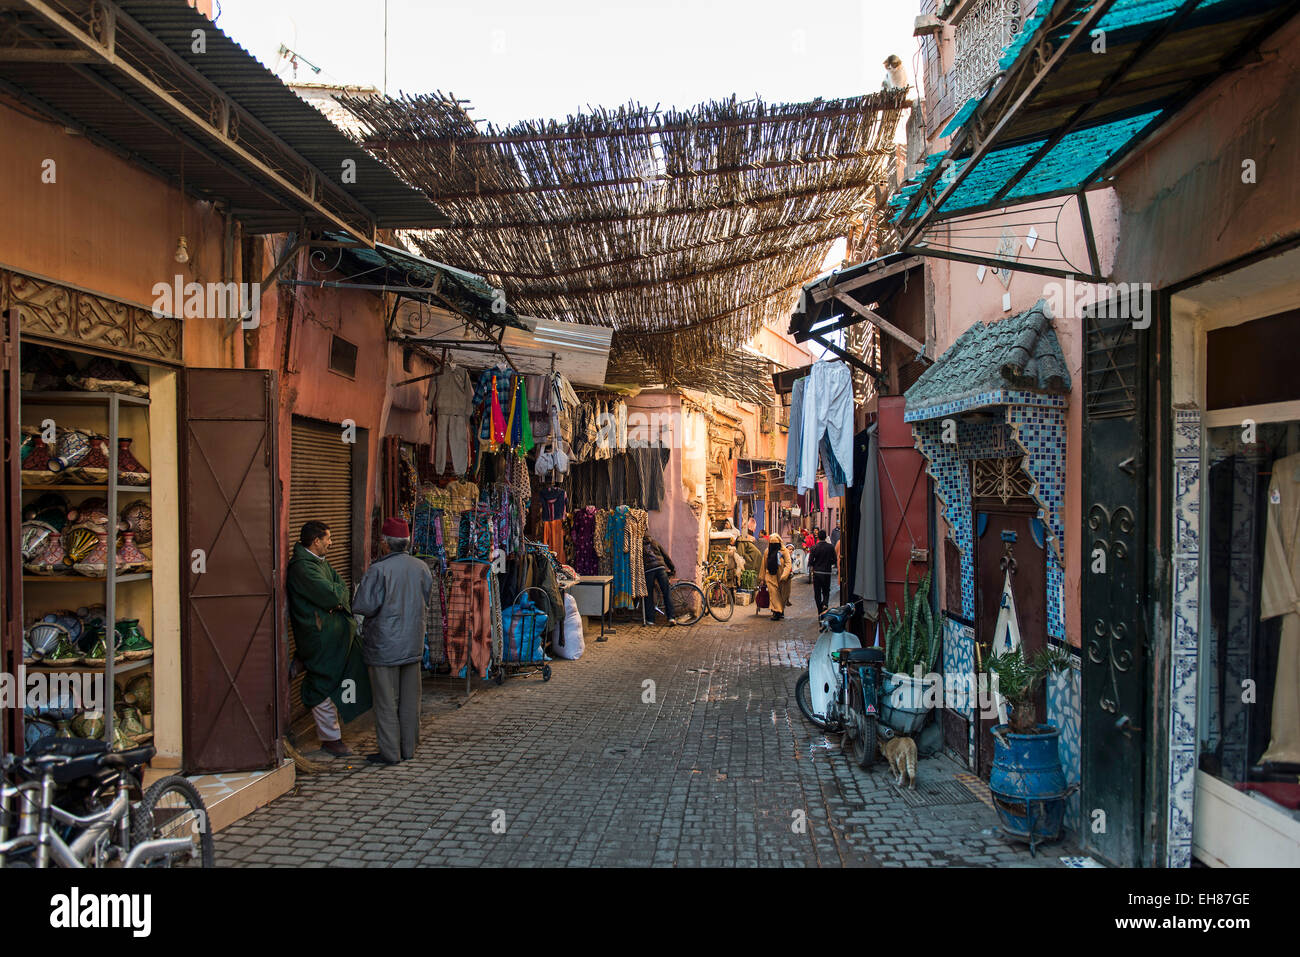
[{"x1": 0, "y1": 1, "x2": 446, "y2": 238}]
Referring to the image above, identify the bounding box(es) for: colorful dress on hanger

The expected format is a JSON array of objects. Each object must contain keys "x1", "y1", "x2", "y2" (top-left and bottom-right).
[
  {"x1": 571, "y1": 506, "x2": 599, "y2": 575},
  {"x1": 605, "y1": 505, "x2": 633, "y2": 608}
]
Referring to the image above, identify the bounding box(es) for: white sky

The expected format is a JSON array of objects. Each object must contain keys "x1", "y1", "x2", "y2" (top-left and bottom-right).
[{"x1": 215, "y1": 0, "x2": 918, "y2": 128}]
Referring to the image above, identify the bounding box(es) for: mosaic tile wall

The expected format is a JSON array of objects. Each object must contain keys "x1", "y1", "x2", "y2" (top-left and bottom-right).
[
  {"x1": 911, "y1": 394, "x2": 1073, "y2": 774},
  {"x1": 942, "y1": 616, "x2": 977, "y2": 719},
  {"x1": 1167, "y1": 407, "x2": 1202, "y2": 868},
  {"x1": 1047, "y1": 651, "x2": 1083, "y2": 833}
]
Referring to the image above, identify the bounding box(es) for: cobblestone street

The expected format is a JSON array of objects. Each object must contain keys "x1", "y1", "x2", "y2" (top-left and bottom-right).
[{"x1": 218, "y1": 579, "x2": 1078, "y2": 868}]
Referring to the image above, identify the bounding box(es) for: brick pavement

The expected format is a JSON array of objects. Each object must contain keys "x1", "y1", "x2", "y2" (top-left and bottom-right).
[{"x1": 218, "y1": 579, "x2": 1079, "y2": 867}]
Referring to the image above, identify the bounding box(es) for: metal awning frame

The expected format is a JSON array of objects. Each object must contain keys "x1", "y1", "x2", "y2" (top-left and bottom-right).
[
  {"x1": 894, "y1": 0, "x2": 1300, "y2": 279},
  {"x1": 6, "y1": 0, "x2": 417, "y2": 246}
]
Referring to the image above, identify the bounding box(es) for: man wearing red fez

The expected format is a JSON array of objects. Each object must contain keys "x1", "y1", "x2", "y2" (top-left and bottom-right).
[{"x1": 352, "y1": 517, "x2": 434, "y2": 764}]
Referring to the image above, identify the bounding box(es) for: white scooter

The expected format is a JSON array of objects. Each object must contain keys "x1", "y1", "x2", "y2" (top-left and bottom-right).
[{"x1": 795, "y1": 600, "x2": 887, "y2": 768}]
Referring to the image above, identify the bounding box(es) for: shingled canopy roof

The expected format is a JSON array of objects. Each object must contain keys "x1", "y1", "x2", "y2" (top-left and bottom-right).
[
  {"x1": 338, "y1": 90, "x2": 909, "y2": 387},
  {"x1": 903, "y1": 299, "x2": 1070, "y2": 421}
]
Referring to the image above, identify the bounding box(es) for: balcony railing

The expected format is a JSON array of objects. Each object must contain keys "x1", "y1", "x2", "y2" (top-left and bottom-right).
[{"x1": 952, "y1": 0, "x2": 1024, "y2": 108}]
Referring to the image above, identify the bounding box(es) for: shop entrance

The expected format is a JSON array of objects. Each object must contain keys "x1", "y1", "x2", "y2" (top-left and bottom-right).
[
  {"x1": 287, "y1": 416, "x2": 359, "y2": 724},
  {"x1": 973, "y1": 496, "x2": 1046, "y2": 779}
]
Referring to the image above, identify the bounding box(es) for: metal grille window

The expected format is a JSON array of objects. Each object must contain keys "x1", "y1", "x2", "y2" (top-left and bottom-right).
[{"x1": 952, "y1": 0, "x2": 1024, "y2": 108}]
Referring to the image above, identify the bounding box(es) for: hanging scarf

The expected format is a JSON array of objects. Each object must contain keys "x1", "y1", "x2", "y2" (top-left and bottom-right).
[
  {"x1": 490, "y1": 374, "x2": 507, "y2": 446},
  {"x1": 517, "y1": 377, "x2": 534, "y2": 455}
]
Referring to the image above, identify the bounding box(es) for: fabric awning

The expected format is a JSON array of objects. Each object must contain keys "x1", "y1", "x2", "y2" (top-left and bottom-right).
[{"x1": 890, "y1": 0, "x2": 1300, "y2": 274}]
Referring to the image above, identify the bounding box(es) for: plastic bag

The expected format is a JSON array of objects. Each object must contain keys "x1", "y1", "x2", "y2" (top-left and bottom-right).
[{"x1": 554, "y1": 593, "x2": 585, "y2": 660}]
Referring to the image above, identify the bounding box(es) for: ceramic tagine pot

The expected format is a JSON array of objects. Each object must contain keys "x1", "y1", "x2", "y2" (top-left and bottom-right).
[
  {"x1": 116, "y1": 531, "x2": 149, "y2": 572},
  {"x1": 69, "y1": 434, "x2": 110, "y2": 484},
  {"x1": 117, "y1": 439, "x2": 150, "y2": 485}
]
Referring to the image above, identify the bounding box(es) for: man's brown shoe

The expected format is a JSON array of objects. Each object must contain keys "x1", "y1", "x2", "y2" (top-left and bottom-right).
[{"x1": 320, "y1": 739, "x2": 353, "y2": 757}]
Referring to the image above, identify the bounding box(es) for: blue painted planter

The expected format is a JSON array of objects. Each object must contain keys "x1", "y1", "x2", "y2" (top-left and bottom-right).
[{"x1": 989, "y1": 723, "x2": 1069, "y2": 854}]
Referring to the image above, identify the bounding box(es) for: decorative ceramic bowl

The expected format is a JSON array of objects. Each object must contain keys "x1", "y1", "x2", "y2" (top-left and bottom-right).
[
  {"x1": 121, "y1": 500, "x2": 153, "y2": 545},
  {"x1": 71, "y1": 711, "x2": 105, "y2": 739},
  {"x1": 25, "y1": 718, "x2": 57, "y2": 751},
  {"x1": 20, "y1": 521, "x2": 56, "y2": 563},
  {"x1": 123, "y1": 673, "x2": 153, "y2": 712},
  {"x1": 25, "y1": 620, "x2": 70, "y2": 658}
]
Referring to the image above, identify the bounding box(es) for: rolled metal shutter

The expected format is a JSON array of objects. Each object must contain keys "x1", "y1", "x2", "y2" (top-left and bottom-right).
[{"x1": 288, "y1": 417, "x2": 354, "y2": 721}]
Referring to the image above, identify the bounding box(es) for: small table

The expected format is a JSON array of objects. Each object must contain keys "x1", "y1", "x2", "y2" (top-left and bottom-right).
[{"x1": 565, "y1": 575, "x2": 613, "y2": 641}]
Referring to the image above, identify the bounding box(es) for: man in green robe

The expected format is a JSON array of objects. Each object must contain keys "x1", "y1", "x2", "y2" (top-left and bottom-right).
[{"x1": 286, "y1": 521, "x2": 372, "y2": 757}]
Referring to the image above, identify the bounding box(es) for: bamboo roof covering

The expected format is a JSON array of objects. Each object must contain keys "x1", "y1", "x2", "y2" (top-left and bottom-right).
[{"x1": 339, "y1": 90, "x2": 909, "y2": 386}]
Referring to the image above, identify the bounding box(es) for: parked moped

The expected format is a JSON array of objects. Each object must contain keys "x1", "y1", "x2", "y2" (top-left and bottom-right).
[{"x1": 795, "y1": 601, "x2": 886, "y2": 768}]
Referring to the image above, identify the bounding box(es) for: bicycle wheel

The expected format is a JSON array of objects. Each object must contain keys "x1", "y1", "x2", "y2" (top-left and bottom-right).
[
  {"x1": 704, "y1": 581, "x2": 734, "y2": 622},
  {"x1": 849, "y1": 681, "x2": 878, "y2": 769},
  {"x1": 130, "y1": 776, "x2": 214, "y2": 867},
  {"x1": 794, "y1": 671, "x2": 827, "y2": 729},
  {"x1": 668, "y1": 581, "x2": 705, "y2": 624}
]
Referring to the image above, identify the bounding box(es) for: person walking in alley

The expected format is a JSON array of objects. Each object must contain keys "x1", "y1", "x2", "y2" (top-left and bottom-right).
[
  {"x1": 643, "y1": 535, "x2": 678, "y2": 625},
  {"x1": 352, "y1": 518, "x2": 434, "y2": 765},
  {"x1": 808, "y1": 528, "x2": 837, "y2": 617},
  {"x1": 762, "y1": 532, "x2": 792, "y2": 621},
  {"x1": 286, "y1": 521, "x2": 372, "y2": 758}
]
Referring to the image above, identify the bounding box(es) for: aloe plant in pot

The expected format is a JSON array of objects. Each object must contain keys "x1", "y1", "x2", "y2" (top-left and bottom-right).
[
  {"x1": 982, "y1": 643, "x2": 1075, "y2": 853},
  {"x1": 880, "y1": 570, "x2": 941, "y2": 735}
]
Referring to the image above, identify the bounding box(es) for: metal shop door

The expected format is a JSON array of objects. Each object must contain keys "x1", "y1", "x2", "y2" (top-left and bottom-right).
[
  {"x1": 181, "y1": 369, "x2": 281, "y2": 772},
  {"x1": 973, "y1": 502, "x2": 1047, "y2": 779},
  {"x1": 877, "y1": 395, "x2": 932, "y2": 612},
  {"x1": 1080, "y1": 299, "x2": 1150, "y2": 868},
  {"x1": 287, "y1": 417, "x2": 355, "y2": 723}
]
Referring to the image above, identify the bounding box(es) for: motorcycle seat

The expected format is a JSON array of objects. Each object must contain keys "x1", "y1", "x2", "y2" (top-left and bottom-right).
[{"x1": 842, "y1": 647, "x2": 884, "y2": 663}]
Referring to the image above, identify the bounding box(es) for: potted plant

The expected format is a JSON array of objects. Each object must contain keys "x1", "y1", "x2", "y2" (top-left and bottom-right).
[
  {"x1": 880, "y1": 569, "x2": 941, "y2": 735},
  {"x1": 982, "y1": 643, "x2": 1074, "y2": 853}
]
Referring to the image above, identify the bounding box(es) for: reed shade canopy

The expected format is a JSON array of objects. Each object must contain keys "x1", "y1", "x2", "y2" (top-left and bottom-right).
[{"x1": 340, "y1": 90, "x2": 910, "y2": 385}]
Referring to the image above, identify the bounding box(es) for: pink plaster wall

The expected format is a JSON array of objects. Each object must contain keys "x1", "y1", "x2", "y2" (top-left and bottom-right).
[{"x1": 924, "y1": 192, "x2": 1120, "y2": 648}]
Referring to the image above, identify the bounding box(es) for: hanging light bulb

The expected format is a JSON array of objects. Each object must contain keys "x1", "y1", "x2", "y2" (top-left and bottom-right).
[{"x1": 174, "y1": 236, "x2": 190, "y2": 264}]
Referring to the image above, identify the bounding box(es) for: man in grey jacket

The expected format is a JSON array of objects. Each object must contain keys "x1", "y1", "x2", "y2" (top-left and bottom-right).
[{"x1": 353, "y1": 517, "x2": 433, "y2": 765}]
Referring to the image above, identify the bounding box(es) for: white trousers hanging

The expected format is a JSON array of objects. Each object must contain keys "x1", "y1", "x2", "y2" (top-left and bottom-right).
[
  {"x1": 435, "y1": 413, "x2": 469, "y2": 476},
  {"x1": 799, "y1": 361, "x2": 854, "y2": 493}
]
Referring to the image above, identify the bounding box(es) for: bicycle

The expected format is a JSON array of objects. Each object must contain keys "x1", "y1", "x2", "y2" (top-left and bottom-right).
[
  {"x1": 1, "y1": 738, "x2": 214, "y2": 868},
  {"x1": 698, "y1": 558, "x2": 735, "y2": 622}
]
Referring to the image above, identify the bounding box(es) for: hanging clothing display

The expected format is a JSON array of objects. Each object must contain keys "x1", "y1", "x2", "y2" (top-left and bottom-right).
[
  {"x1": 1261, "y1": 451, "x2": 1300, "y2": 765},
  {"x1": 798, "y1": 360, "x2": 854, "y2": 494},
  {"x1": 445, "y1": 561, "x2": 493, "y2": 678},
  {"x1": 785, "y1": 375, "x2": 807, "y2": 489},
  {"x1": 571, "y1": 505, "x2": 599, "y2": 574},
  {"x1": 847, "y1": 425, "x2": 886, "y2": 616},
  {"x1": 539, "y1": 486, "x2": 568, "y2": 563},
  {"x1": 602, "y1": 504, "x2": 650, "y2": 609},
  {"x1": 431, "y1": 367, "x2": 471, "y2": 476}
]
